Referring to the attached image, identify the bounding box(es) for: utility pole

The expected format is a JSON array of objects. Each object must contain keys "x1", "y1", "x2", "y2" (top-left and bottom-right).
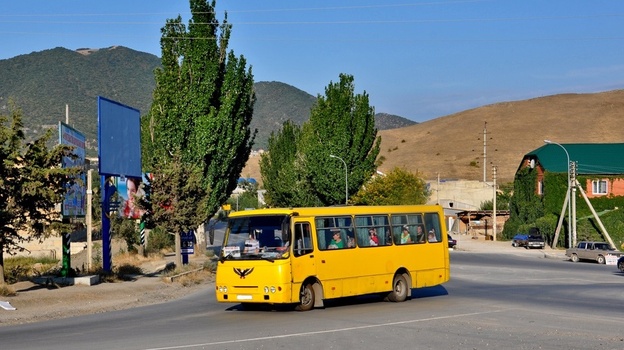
[
  {"x1": 544, "y1": 140, "x2": 571, "y2": 248},
  {"x1": 437, "y1": 172, "x2": 440, "y2": 204},
  {"x1": 574, "y1": 179, "x2": 616, "y2": 248},
  {"x1": 483, "y1": 122, "x2": 487, "y2": 182},
  {"x1": 86, "y1": 169, "x2": 93, "y2": 271},
  {"x1": 492, "y1": 165, "x2": 497, "y2": 242},
  {"x1": 571, "y1": 161, "x2": 577, "y2": 247}
]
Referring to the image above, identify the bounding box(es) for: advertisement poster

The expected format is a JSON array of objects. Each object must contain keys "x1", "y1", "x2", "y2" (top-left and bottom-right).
[
  {"x1": 59, "y1": 122, "x2": 86, "y2": 217},
  {"x1": 115, "y1": 173, "x2": 151, "y2": 219}
]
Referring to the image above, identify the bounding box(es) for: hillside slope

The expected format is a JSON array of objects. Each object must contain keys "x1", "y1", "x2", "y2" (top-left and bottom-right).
[
  {"x1": 0, "y1": 46, "x2": 160, "y2": 145},
  {"x1": 243, "y1": 90, "x2": 624, "y2": 184},
  {"x1": 0, "y1": 47, "x2": 415, "y2": 152}
]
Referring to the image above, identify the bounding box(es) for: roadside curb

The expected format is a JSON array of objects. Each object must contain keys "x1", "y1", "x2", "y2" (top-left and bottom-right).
[
  {"x1": 32, "y1": 275, "x2": 100, "y2": 287},
  {"x1": 451, "y1": 235, "x2": 568, "y2": 260}
]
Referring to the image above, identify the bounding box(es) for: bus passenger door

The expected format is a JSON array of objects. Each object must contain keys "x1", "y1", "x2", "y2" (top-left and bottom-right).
[{"x1": 291, "y1": 221, "x2": 316, "y2": 288}]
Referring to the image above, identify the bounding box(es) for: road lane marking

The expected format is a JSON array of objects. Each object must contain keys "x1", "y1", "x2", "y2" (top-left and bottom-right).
[{"x1": 142, "y1": 309, "x2": 509, "y2": 350}]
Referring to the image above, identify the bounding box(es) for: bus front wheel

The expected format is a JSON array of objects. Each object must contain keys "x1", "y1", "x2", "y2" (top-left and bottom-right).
[
  {"x1": 387, "y1": 274, "x2": 408, "y2": 302},
  {"x1": 295, "y1": 283, "x2": 315, "y2": 311}
]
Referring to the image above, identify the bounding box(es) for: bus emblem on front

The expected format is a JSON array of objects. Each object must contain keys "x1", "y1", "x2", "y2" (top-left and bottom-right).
[{"x1": 234, "y1": 267, "x2": 254, "y2": 279}]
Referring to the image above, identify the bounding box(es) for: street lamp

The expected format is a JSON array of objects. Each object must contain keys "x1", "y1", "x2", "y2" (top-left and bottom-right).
[
  {"x1": 330, "y1": 154, "x2": 348, "y2": 204},
  {"x1": 544, "y1": 139, "x2": 571, "y2": 248}
]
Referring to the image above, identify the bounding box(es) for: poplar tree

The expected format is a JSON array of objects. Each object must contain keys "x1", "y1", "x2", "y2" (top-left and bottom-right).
[
  {"x1": 143, "y1": 0, "x2": 256, "y2": 229},
  {"x1": 260, "y1": 121, "x2": 316, "y2": 207},
  {"x1": 299, "y1": 74, "x2": 381, "y2": 206},
  {"x1": 260, "y1": 74, "x2": 380, "y2": 207},
  {"x1": 0, "y1": 103, "x2": 80, "y2": 284}
]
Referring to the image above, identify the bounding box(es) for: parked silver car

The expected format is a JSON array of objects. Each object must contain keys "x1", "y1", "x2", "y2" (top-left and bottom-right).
[{"x1": 565, "y1": 241, "x2": 622, "y2": 264}]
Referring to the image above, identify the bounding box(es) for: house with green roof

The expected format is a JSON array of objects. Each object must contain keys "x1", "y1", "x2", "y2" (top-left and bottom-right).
[{"x1": 519, "y1": 143, "x2": 624, "y2": 198}]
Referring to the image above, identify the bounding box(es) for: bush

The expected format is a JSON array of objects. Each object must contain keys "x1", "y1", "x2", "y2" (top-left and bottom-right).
[
  {"x1": 535, "y1": 214, "x2": 558, "y2": 246},
  {"x1": 146, "y1": 226, "x2": 175, "y2": 254},
  {"x1": 4, "y1": 256, "x2": 59, "y2": 284},
  {"x1": 351, "y1": 167, "x2": 429, "y2": 205},
  {"x1": 112, "y1": 218, "x2": 140, "y2": 253}
]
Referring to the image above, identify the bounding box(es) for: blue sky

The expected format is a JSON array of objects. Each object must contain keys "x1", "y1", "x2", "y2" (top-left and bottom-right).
[{"x1": 2, "y1": 1, "x2": 623, "y2": 122}]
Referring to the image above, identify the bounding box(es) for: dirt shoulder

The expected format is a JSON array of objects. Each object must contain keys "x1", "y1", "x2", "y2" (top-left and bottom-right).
[
  {"x1": 0, "y1": 236, "x2": 565, "y2": 327},
  {"x1": 0, "y1": 257, "x2": 215, "y2": 327}
]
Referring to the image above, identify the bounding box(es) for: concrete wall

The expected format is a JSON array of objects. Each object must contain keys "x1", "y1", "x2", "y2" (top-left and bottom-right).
[
  {"x1": 427, "y1": 179, "x2": 495, "y2": 211},
  {"x1": 16, "y1": 234, "x2": 89, "y2": 260}
]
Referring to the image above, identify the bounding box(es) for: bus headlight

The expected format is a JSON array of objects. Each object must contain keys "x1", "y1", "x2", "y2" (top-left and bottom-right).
[
  {"x1": 264, "y1": 286, "x2": 269, "y2": 294},
  {"x1": 218, "y1": 286, "x2": 228, "y2": 293},
  {"x1": 270, "y1": 286, "x2": 276, "y2": 293}
]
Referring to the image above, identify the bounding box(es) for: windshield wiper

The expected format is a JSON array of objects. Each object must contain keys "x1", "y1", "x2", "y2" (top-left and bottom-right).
[{"x1": 219, "y1": 253, "x2": 235, "y2": 263}]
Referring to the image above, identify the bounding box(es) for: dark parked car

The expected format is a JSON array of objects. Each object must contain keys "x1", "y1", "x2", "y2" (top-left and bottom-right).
[
  {"x1": 447, "y1": 234, "x2": 457, "y2": 249},
  {"x1": 512, "y1": 228, "x2": 545, "y2": 249},
  {"x1": 512, "y1": 234, "x2": 528, "y2": 247},
  {"x1": 618, "y1": 256, "x2": 624, "y2": 272}
]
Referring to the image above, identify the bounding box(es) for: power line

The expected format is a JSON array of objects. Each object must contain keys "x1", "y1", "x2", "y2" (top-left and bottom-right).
[{"x1": 2, "y1": 13, "x2": 624, "y2": 25}]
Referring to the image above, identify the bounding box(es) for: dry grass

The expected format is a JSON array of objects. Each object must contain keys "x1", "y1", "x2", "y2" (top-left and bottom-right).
[
  {"x1": 0, "y1": 284, "x2": 17, "y2": 297},
  {"x1": 242, "y1": 90, "x2": 624, "y2": 185},
  {"x1": 114, "y1": 251, "x2": 161, "y2": 266},
  {"x1": 162, "y1": 260, "x2": 215, "y2": 286}
]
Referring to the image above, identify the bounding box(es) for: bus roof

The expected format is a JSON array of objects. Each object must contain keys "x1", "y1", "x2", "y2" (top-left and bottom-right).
[{"x1": 226, "y1": 205, "x2": 444, "y2": 218}]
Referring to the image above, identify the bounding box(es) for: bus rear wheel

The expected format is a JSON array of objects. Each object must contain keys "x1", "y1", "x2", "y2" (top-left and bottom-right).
[
  {"x1": 387, "y1": 274, "x2": 408, "y2": 302},
  {"x1": 295, "y1": 283, "x2": 315, "y2": 311}
]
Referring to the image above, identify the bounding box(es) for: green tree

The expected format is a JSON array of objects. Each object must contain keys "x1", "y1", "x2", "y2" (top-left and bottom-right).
[
  {"x1": 148, "y1": 152, "x2": 209, "y2": 241},
  {"x1": 498, "y1": 182, "x2": 514, "y2": 208},
  {"x1": 142, "y1": 0, "x2": 256, "y2": 226},
  {"x1": 479, "y1": 182, "x2": 513, "y2": 210},
  {"x1": 296, "y1": 73, "x2": 381, "y2": 206},
  {"x1": 0, "y1": 103, "x2": 80, "y2": 284},
  {"x1": 502, "y1": 167, "x2": 544, "y2": 239},
  {"x1": 226, "y1": 180, "x2": 261, "y2": 210},
  {"x1": 351, "y1": 167, "x2": 429, "y2": 205},
  {"x1": 260, "y1": 121, "x2": 316, "y2": 207}
]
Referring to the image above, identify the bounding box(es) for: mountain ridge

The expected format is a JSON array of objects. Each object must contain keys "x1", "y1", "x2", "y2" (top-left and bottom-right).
[
  {"x1": 0, "y1": 46, "x2": 415, "y2": 151},
  {"x1": 1, "y1": 46, "x2": 622, "y2": 184}
]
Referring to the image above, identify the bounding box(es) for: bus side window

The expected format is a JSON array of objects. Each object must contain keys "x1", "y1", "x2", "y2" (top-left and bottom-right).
[
  {"x1": 393, "y1": 226, "x2": 402, "y2": 244},
  {"x1": 356, "y1": 227, "x2": 369, "y2": 247},
  {"x1": 294, "y1": 223, "x2": 313, "y2": 257},
  {"x1": 378, "y1": 226, "x2": 391, "y2": 245}
]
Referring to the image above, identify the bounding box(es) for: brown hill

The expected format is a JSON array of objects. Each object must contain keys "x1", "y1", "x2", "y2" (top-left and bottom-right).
[{"x1": 242, "y1": 90, "x2": 624, "y2": 185}]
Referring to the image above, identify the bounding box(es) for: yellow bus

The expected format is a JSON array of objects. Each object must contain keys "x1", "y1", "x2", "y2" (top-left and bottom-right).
[{"x1": 215, "y1": 205, "x2": 450, "y2": 311}]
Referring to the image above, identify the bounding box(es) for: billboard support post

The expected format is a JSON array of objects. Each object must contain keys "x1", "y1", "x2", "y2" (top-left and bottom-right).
[{"x1": 98, "y1": 96, "x2": 142, "y2": 273}]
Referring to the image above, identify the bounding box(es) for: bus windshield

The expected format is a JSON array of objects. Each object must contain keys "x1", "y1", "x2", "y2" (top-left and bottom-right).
[{"x1": 222, "y1": 214, "x2": 291, "y2": 260}]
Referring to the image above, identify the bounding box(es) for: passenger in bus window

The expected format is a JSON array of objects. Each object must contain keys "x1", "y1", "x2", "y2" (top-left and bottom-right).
[
  {"x1": 347, "y1": 231, "x2": 355, "y2": 248},
  {"x1": 416, "y1": 225, "x2": 426, "y2": 242},
  {"x1": 428, "y1": 229, "x2": 438, "y2": 242},
  {"x1": 244, "y1": 231, "x2": 260, "y2": 254},
  {"x1": 401, "y1": 225, "x2": 412, "y2": 244},
  {"x1": 369, "y1": 228, "x2": 379, "y2": 246},
  {"x1": 328, "y1": 229, "x2": 344, "y2": 249}
]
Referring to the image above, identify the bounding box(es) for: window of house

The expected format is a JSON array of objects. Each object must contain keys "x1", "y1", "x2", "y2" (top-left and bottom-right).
[{"x1": 592, "y1": 179, "x2": 608, "y2": 195}]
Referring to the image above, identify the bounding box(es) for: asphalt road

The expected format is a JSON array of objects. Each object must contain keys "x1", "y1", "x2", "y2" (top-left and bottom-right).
[{"x1": 1, "y1": 250, "x2": 623, "y2": 350}]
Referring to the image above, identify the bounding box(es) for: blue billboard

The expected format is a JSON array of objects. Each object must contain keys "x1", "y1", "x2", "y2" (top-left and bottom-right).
[{"x1": 97, "y1": 96, "x2": 142, "y2": 178}]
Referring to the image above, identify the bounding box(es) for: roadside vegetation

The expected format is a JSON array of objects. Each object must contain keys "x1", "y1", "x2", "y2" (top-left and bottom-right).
[
  {"x1": 1, "y1": 0, "x2": 432, "y2": 290},
  {"x1": 504, "y1": 168, "x2": 624, "y2": 249}
]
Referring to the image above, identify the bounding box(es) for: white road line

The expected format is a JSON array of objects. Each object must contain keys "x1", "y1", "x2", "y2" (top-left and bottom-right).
[{"x1": 143, "y1": 309, "x2": 509, "y2": 350}]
